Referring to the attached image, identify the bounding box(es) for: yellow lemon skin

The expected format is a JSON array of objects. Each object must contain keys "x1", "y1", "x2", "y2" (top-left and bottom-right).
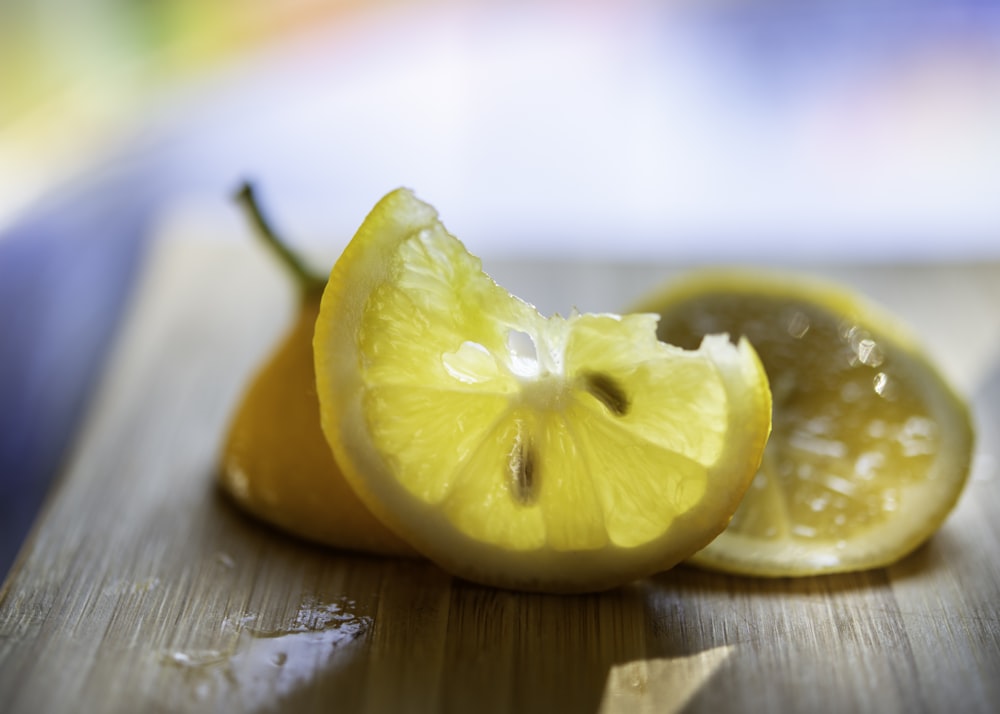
[{"x1": 219, "y1": 294, "x2": 416, "y2": 557}]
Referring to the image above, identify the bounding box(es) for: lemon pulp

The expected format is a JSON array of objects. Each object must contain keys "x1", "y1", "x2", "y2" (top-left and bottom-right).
[
  {"x1": 314, "y1": 190, "x2": 771, "y2": 592},
  {"x1": 640, "y1": 270, "x2": 974, "y2": 576}
]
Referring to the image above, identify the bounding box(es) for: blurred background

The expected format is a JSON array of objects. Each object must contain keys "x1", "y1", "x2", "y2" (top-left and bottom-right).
[
  {"x1": 1, "y1": 0, "x2": 999, "y2": 574},
  {"x1": 3, "y1": 0, "x2": 999, "y2": 259}
]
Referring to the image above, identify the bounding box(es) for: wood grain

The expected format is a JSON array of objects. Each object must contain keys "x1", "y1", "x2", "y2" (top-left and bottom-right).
[{"x1": 1, "y1": 232, "x2": 999, "y2": 713}]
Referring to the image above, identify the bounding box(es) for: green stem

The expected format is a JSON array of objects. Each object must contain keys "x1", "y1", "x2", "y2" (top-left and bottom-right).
[{"x1": 234, "y1": 181, "x2": 326, "y2": 296}]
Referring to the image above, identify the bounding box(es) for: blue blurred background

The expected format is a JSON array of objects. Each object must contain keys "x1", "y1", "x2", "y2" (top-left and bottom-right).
[{"x1": 2, "y1": 0, "x2": 999, "y2": 575}]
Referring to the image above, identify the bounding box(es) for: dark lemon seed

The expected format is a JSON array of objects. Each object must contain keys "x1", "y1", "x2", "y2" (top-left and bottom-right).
[
  {"x1": 509, "y1": 434, "x2": 538, "y2": 505},
  {"x1": 582, "y1": 372, "x2": 629, "y2": 416}
]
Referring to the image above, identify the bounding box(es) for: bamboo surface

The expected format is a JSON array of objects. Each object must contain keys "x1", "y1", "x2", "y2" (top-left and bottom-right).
[{"x1": 1, "y1": 232, "x2": 999, "y2": 714}]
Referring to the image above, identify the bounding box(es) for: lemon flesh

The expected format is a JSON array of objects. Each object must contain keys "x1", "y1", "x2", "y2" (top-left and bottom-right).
[
  {"x1": 313, "y1": 190, "x2": 771, "y2": 592},
  {"x1": 639, "y1": 270, "x2": 975, "y2": 577}
]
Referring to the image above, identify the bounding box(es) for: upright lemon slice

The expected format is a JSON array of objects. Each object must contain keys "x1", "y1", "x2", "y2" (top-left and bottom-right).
[
  {"x1": 638, "y1": 270, "x2": 975, "y2": 577},
  {"x1": 313, "y1": 190, "x2": 771, "y2": 592}
]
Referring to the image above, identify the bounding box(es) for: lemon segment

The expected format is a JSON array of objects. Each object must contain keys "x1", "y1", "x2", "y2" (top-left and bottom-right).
[
  {"x1": 314, "y1": 190, "x2": 772, "y2": 592},
  {"x1": 637, "y1": 270, "x2": 975, "y2": 577}
]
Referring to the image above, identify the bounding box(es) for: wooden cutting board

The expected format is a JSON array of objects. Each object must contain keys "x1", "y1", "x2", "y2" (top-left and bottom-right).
[{"x1": 2, "y1": 230, "x2": 999, "y2": 714}]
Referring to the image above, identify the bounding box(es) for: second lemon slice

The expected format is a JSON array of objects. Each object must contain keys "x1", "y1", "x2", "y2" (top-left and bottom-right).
[
  {"x1": 638, "y1": 270, "x2": 975, "y2": 576},
  {"x1": 314, "y1": 190, "x2": 772, "y2": 592}
]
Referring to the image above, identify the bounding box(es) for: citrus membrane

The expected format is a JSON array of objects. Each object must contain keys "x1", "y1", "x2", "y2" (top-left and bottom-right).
[
  {"x1": 313, "y1": 190, "x2": 771, "y2": 592},
  {"x1": 636, "y1": 270, "x2": 975, "y2": 576}
]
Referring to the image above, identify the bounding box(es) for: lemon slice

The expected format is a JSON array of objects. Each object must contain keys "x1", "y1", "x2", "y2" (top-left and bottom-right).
[
  {"x1": 636, "y1": 270, "x2": 975, "y2": 577},
  {"x1": 313, "y1": 190, "x2": 771, "y2": 592}
]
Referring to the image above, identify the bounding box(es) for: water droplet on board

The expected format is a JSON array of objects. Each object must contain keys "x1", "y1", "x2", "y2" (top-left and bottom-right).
[
  {"x1": 163, "y1": 649, "x2": 227, "y2": 668},
  {"x1": 160, "y1": 597, "x2": 372, "y2": 708}
]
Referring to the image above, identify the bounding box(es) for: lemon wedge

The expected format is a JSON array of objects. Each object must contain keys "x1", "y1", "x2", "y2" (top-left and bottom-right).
[
  {"x1": 637, "y1": 270, "x2": 975, "y2": 577},
  {"x1": 313, "y1": 190, "x2": 771, "y2": 592}
]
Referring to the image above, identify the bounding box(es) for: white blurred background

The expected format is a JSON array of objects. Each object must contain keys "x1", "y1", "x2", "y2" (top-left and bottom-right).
[{"x1": 2, "y1": 0, "x2": 999, "y2": 261}]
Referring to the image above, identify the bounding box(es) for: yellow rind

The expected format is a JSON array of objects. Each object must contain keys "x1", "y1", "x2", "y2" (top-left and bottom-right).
[{"x1": 220, "y1": 295, "x2": 415, "y2": 556}]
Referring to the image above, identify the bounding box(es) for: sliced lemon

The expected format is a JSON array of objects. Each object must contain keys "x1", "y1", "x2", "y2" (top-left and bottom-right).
[
  {"x1": 636, "y1": 270, "x2": 975, "y2": 577},
  {"x1": 313, "y1": 190, "x2": 771, "y2": 592}
]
